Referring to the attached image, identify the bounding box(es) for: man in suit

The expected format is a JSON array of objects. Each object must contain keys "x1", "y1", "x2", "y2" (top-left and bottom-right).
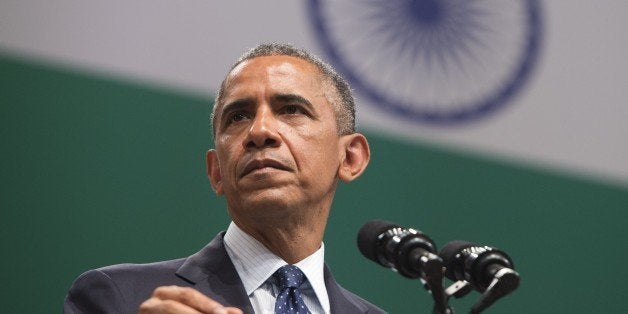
[{"x1": 64, "y1": 43, "x2": 383, "y2": 314}]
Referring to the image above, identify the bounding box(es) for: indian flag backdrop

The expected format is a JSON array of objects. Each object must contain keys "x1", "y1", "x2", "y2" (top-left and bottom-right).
[{"x1": 1, "y1": 1, "x2": 627, "y2": 313}]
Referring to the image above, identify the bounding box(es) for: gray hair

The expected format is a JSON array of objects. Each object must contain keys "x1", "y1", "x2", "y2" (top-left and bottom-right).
[{"x1": 211, "y1": 43, "x2": 355, "y2": 136}]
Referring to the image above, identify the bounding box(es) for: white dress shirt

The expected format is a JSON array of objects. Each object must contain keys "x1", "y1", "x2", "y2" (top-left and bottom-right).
[{"x1": 223, "y1": 222, "x2": 330, "y2": 314}]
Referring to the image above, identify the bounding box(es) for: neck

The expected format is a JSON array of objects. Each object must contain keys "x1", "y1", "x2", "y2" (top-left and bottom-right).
[{"x1": 233, "y1": 214, "x2": 327, "y2": 264}]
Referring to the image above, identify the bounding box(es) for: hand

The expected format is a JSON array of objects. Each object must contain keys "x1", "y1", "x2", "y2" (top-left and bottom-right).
[{"x1": 139, "y1": 286, "x2": 243, "y2": 314}]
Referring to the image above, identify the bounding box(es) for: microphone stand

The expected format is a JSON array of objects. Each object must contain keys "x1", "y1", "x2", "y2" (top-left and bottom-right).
[
  {"x1": 440, "y1": 267, "x2": 520, "y2": 314},
  {"x1": 470, "y1": 268, "x2": 520, "y2": 313},
  {"x1": 439, "y1": 280, "x2": 473, "y2": 314},
  {"x1": 414, "y1": 252, "x2": 453, "y2": 314}
]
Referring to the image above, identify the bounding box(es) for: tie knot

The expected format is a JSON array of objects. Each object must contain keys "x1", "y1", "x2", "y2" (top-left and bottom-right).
[{"x1": 273, "y1": 265, "x2": 306, "y2": 289}]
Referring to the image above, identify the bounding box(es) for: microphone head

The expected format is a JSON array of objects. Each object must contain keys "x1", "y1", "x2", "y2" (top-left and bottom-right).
[
  {"x1": 357, "y1": 220, "x2": 399, "y2": 263},
  {"x1": 439, "y1": 240, "x2": 477, "y2": 281},
  {"x1": 440, "y1": 240, "x2": 515, "y2": 291}
]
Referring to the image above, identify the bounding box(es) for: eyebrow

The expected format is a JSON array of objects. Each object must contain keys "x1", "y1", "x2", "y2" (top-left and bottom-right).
[
  {"x1": 272, "y1": 94, "x2": 315, "y2": 112},
  {"x1": 220, "y1": 98, "x2": 254, "y2": 120},
  {"x1": 219, "y1": 93, "x2": 318, "y2": 125}
]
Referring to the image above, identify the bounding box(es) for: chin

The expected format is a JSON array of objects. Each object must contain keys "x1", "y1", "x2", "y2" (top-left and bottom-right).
[
  {"x1": 233, "y1": 185, "x2": 284, "y2": 202},
  {"x1": 250, "y1": 195, "x2": 293, "y2": 210}
]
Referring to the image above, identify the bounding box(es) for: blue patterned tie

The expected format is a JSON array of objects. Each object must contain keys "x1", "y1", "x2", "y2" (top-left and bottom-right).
[{"x1": 273, "y1": 265, "x2": 310, "y2": 314}]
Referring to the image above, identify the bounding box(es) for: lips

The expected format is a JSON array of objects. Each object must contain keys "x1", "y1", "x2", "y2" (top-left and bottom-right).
[{"x1": 240, "y1": 158, "x2": 292, "y2": 177}]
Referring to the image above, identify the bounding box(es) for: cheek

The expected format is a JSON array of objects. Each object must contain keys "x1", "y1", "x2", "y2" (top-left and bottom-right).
[
  {"x1": 216, "y1": 143, "x2": 239, "y2": 177},
  {"x1": 299, "y1": 135, "x2": 341, "y2": 173}
]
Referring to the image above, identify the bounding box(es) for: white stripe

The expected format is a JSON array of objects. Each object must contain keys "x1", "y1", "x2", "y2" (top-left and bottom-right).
[{"x1": 2, "y1": 1, "x2": 627, "y2": 186}]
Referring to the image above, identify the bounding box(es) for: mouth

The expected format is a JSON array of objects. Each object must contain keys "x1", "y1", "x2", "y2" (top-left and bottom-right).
[{"x1": 240, "y1": 158, "x2": 291, "y2": 178}]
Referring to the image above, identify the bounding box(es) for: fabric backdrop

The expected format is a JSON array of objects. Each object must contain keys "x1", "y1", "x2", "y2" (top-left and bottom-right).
[{"x1": 1, "y1": 1, "x2": 627, "y2": 313}]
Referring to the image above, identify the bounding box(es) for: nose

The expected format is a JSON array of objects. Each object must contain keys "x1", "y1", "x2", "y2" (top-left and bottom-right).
[{"x1": 244, "y1": 106, "x2": 281, "y2": 149}]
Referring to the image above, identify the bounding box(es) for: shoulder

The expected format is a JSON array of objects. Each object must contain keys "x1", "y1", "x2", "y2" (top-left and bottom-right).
[
  {"x1": 64, "y1": 234, "x2": 230, "y2": 313},
  {"x1": 94, "y1": 258, "x2": 187, "y2": 283},
  {"x1": 64, "y1": 258, "x2": 188, "y2": 314}
]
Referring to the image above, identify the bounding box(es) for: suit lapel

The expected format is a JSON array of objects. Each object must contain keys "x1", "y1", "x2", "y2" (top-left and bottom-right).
[
  {"x1": 175, "y1": 232, "x2": 255, "y2": 314},
  {"x1": 174, "y1": 233, "x2": 376, "y2": 314},
  {"x1": 324, "y1": 265, "x2": 371, "y2": 313}
]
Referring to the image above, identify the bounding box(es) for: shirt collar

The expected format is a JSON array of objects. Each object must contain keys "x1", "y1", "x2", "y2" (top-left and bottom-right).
[{"x1": 223, "y1": 221, "x2": 329, "y2": 312}]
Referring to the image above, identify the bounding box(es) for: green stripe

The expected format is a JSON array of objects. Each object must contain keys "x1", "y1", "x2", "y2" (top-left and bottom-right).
[{"x1": 2, "y1": 53, "x2": 627, "y2": 313}]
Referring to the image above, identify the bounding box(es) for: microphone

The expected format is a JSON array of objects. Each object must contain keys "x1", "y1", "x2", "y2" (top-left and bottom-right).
[
  {"x1": 357, "y1": 220, "x2": 440, "y2": 279},
  {"x1": 440, "y1": 240, "x2": 518, "y2": 291},
  {"x1": 357, "y1": 220, "x2": 451, "y2": 313},
  {"x1": 440, "y1": 240, "x2": 520, "y2": 313}
]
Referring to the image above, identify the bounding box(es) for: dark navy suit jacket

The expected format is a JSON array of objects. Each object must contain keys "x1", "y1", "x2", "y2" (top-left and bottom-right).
[{"x1": 64, "y1": 233, "x2": 385, "y2": 313}]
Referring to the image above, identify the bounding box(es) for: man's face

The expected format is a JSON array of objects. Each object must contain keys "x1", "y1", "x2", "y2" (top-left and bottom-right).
[{"x1": 208, "y1": 55, "x2": 343, "y2": 220}]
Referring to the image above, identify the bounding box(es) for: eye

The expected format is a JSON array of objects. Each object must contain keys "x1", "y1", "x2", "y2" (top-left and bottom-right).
[
  {"x1": 225, "y1": 111, "x2": 250, "y2": 126},
  {"x1": 282, "y1": 105, "x2": 305, "y2": 115},
  {"x1": 231, "y1": 112, "x2": 247, "y2": 122}
]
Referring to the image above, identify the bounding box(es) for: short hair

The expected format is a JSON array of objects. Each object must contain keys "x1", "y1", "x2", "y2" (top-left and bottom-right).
[{"x1": 211, "y1": 43, "x2": 355, "y2": 136}]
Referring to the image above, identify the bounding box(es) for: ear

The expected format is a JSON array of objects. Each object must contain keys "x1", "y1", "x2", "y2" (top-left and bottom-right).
[
  {"x1": 206, "y1": 149, "x2": 224, "y2": 195},
  {"x1": 338, "y1": 133, "x2": 370, "y2": 183}
]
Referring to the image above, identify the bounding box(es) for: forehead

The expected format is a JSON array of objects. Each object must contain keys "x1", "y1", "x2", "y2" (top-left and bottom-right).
[
  {"x1": 224, "y1": 55, "x2": 322, "y2": 93},
  {"x1": 235, "y1": 54, "x2": 314, "y2": 73}
]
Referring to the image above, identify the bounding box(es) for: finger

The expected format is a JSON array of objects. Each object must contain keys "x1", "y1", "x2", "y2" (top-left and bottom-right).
[
  {"x1": 222, "y1": 307, "x2": 244, "y2": 314},
  {"x1": 139, "y1": 297, "x2": 202, "y2": 314},
  {"x1": 151, "y1": 286, "x2": 230, "y2": 313}
]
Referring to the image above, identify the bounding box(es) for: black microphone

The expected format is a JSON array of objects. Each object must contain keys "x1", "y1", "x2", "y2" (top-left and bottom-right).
[
  {"x1": 440, "y1": 240, "x2": 518, "y2": 291},
  {"x1": 440, "y1": 240, "x2": 520, "y2": 313},
  {"x1": 357, "y1": 220, "x2": 440, "y2": 279},
  {"x1": 358, "y1": 220, "x2": 452, "y2": 314}
]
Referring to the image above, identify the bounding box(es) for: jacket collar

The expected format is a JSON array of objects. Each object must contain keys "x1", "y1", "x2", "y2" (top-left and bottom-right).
[
  {"x1": 175, "y1": 232, "x2": 254, "y2": 313},
  {"x1": 176, "y1": 232, "x2": 375, "y2": 314}
]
